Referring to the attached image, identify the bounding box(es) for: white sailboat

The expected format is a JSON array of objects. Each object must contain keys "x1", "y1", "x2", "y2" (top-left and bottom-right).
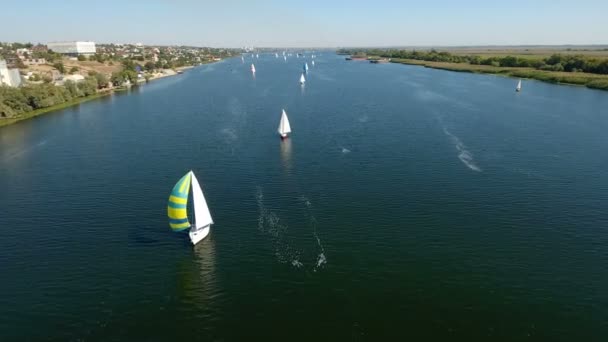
[
  {"x1": 284, "y1": 55, "x2": 287, "y2": 61},
  {"x1": 275, "y1": 53, "x2": 279, "y2": 58},
  {"x1": 312, "y1": 60, "x2": 315, "y2": 66},
  {"x1": 299, "y1": 73, "x2": 306, "y2": 85},
  {"x1": 241, "y1": 56, "x2": 244, "y2": 63},
  {"x1": 516, "y1": 79, "x2": 522, "y2": 92},
  {"x1": 256, "y1": 53, "x2": 259, "y2": 58},
  {"x1": 168, "y1": 171, "x2": 214, "y2": 245},
  {"x1": 251, "y1": 63, "x2": 256, "y2": 74},
  {"x1": 278, "y1": 109, "x2": 292, "y2": 139}
]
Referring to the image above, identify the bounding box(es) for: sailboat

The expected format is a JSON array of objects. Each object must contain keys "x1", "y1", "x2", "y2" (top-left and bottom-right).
[
  {"x1": 311, "y1": 60, "x2": 315, "y2": 67},
  {"x1": 303, "y1": 62, "x2": 309, "y2": 73},
  {"x1": 241, "y1": 56, "x2": 244, "y2": 63},
  {"x1": 284, "y1": 55, "x2": 287, "y2": 61},
  {"x1": 516, "y1": 79, "x2": 522, "y2": 92},
  {"x1": 168, "y1": 171, "x2": 214, "y2": 245},
  {"x1": 251, "y1": 63, "x2": 256, "y2": 74},
  {"x1": 275, "y1": 53, "x2": 279, "y2": 58},
  {"x1": 299, "y1": 73, "x2": 306, "y2": 85},
  {"x1": 256, "y1": 53, "x2": 259, "y2": 58},
  {"x1": 278, "y1": 109, "x2": 292, "y2": 139}
]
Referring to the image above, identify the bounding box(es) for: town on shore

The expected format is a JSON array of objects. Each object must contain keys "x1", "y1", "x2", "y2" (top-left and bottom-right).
[{"x1": 0, "y1": 41, "x2": 239, "y2": 126}]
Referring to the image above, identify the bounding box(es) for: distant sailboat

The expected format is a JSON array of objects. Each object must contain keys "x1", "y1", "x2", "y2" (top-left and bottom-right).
[
  {"x1": 278, "y1": 109, "x2": 292, "y2": 139},
  {"x1": 284, "y1": 55, "x2": 287, "y2": 61},
  {"x1": 299, "y1": 73, "x2": 306, "y2": 85},
  {"x1": 241, "y1": 56, "x2": 244, "y2": 63},
  {"x1": 516, "y1": 79, "x2": 522, "y2": 92},
  {"x1": 303, "y1": 62, "x2": 309, "y2": 73},
  {"x1": 275, "y1": 53, "x2": 279, "y2": 58},
  {"x1": 311, "y1": 60, "x2": 315, "y2": 66},
  {"x1": 256, "y1": 53, "x2": 259, "y2": 58},
  {"x1": 251, "y1": 63, "x2": 256, "y2": 74},
  {"x1": 168, "y1": 171, "x2": 214, "y2": 245}
]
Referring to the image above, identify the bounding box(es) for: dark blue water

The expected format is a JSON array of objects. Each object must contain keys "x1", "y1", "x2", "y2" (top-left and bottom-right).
[{"x1": 1, "y1": 54, "x2": 608, "y2": 341}]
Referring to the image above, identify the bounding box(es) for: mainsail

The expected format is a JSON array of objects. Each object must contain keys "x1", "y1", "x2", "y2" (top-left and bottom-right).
[
  {"x1": 167, "y1": 172, "x2": 192, "y2": 231},
  {"x1": 300, "y1": 73, "x2": 306, "y2": 84},
  {"x1": 190, "y1": 172, "x2": 213, "y2": 229}
]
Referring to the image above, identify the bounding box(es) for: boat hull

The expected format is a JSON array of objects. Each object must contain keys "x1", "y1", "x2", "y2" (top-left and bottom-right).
[
  {"x1": 189, "y1": 225, "x2": 210, "y2": 245},
  {"x1": 280, "y1": 134, "x2": 289, "y2": 140}
]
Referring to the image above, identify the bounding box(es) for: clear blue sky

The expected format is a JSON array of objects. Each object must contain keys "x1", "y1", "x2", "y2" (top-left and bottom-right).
[{"x1": 1, "y1": 0, "x2": 607, "y2": 47}]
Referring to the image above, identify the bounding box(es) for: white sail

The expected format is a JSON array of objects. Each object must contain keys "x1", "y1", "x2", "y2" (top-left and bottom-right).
[
  {"x1": 312, "y1": 60, "x2": 315, "y2": 66},
  {"x1": 190, "y1": 171, "x2": 213, "y2": 229},
  {"x1": 275, "y1": 53, "x2": 279, "y2": 58},
  {"x1": 516, "y1": 79, "x2": 522, "y2": 91},
  {"x1": 284, "y1": 55, "x2": 287, "y2": 61},
  {"x1": 251, "y1": 64, "x2": 256, "y2": 73},
  {"x1": 300, "y1": 73, "x2": 306, "y2": 84},
  {"x1": 305, "y1": 62, "x2": 309, "y2": 71},
  {"x1": 256, "y1": 54, "x2": 259, "y2": 58},
  {"x1": 278, "y1": 109, "x2": 292, "y2": 136}
]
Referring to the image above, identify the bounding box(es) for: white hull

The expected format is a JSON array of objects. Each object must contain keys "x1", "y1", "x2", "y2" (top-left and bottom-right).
[{"x1": 189, "y1": 225, "x2": 210, "y2": 245}]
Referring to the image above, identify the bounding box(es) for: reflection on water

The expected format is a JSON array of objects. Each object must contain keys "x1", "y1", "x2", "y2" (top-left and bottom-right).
[
  {"x1": 280, "y1": 138, "x2": 292, "y2": 171},
  {"x1": 176, "y1": 236, "x2": 218, "y2": 314}
]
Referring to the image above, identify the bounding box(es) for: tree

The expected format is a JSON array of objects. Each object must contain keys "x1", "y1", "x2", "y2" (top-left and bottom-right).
[
  {"x1": 77, "y1": 55, "x2": 86, "y2": 61},
  {"x1": 69, "y1": 66, "x2": 79, "y2": 74},
  {"x1": 95, "y1": 73, "x2": 108, "y2": 88},
  {"x1": 53, "y1": 62, "x2": 65, "y2": 73},
  {"x1": 144, "y1": 61, "x2": 155, "y2": 72}
]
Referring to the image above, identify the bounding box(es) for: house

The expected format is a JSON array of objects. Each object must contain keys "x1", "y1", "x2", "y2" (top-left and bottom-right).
[{"x1": 47, "y1": 41, "x2": 96, "y2": 56}]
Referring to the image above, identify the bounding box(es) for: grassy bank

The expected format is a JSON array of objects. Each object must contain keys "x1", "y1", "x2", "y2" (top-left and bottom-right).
[
  {"x1": 0, "y1": 92, "x2": 110, "y2": 128},
  {"x1": 390, "y1": 58, "x2": 608, "y2": 90}
]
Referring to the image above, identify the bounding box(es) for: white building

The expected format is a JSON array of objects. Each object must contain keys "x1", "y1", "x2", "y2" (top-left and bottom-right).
[
  {"x1": 0, "y1": 60, "x2": 22, "y2": 87},
  {"x1": 47, "y1": 41, "x2": 96, "y2": 56}
]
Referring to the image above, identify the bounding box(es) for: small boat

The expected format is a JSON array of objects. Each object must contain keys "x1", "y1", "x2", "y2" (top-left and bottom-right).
[
  {"x1": 311, "y1": 60, "x2": 315, "y2": 66},
  {"x1": 299, "y1": 73, "x2": 306, "y2": 85},
  {"x1": 241, "y1": 56, "x2": 244, "y2": 63},
  {"x1": 278, "y1": 109, "x2": 292, "y2": 139},
  {"x1": 168, "y1": 171, "x2": 214, "y2": 245},
  {"x1": 275, "y1": 53, "x2": 279, "y2": 58},
  {"x1": 303, "y1": 62, "x2": 309, "y2": 72},
  {"x1": 256, "y1": 54, "x2": 259, "y2": 58},
  {"x1": 284, "y1": 55, "x2": 287, "y2": 61},
  {"x1": 251, "y1": 63, "x2": 256, "y2": 74},
  {"x1": 516, "y1": 79, "x2": 522, "y2": 92}
]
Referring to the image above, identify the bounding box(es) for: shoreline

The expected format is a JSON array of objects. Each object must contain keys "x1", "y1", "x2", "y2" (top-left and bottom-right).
[
  {"x1": 0, "y1": 61, "x2": 217, "y2": 128},
  {"x1": 389, "y1": 58, "x2": 608, "y2": 90}
]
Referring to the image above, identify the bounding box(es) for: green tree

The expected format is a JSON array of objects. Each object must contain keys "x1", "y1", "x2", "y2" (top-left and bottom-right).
[
  {"x1": 95, "y1": 73, "x2": 108, "y2": 88},
  {"x1": 77, "y1": 55, "x2": 86, "y2": 61},
  {"x1": 144, "y1": 61, "x2": 155, "y2": 72},
  {"x1": 69, "y1": 66, "x2": 79, "y2": 74},
  {"x1": 53, "y1": 62, "x2": 65, "y2": 73}
]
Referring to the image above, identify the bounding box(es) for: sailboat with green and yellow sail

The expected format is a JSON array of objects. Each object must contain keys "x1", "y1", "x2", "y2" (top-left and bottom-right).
[{"x1": 168, "y1": 171, "x2": 213, "y2": 245}]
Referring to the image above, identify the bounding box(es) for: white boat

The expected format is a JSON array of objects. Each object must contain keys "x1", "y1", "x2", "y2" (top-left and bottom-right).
[
  {"x1": 284, "y1": 55, "x2": 287, "y2": 61},
  {"x1": 312, "y1": 60, "x2": 315, "y2": 66},
  {"x1": 168, "y1": 171, "x2": 214, "y2": 245},
  {"x1": 275, "y1": 53, "x2": 279, "y2": 58},
  {"x1": 304, "y1": 62, "x2": 309, "y2": 72},
  {"x1": 251, "y1": 63, "x2": 256, "y2": 74},
  {"x1": 516, "y1": 79, "x2": 522, "y2": 92},
  {"x1": 256, "y1": 54, "x2": 259, "y2": 58},
  {"x1": 299, "y1": 73, "x2": 306, "y2": 85},
  {"x1": 241, "y1": 56, "x2": 244, "y2": 63},
  {"x1": 278, "y1": 109, "x2": 292, "y2": 139}
]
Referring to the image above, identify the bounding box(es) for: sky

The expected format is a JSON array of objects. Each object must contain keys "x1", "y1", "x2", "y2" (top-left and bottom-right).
[{"x1": 1, "y1": 0, "x2": 607, "y2": 47}]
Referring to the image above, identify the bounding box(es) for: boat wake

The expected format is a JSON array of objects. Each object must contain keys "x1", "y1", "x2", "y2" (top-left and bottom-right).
[
  {"x1": 341, "y1": 147, "x2": 351, "y2": 154},
  {"x1": 440, "y1": 123, "x2": 482, "y2": 172},
  {"x1": 256, "y1": 187, "x2": 301, "y2": 266},
  {"x1": 300, "y1": 196, "x2": 327, "y2": 271},
  {"x1": 2, "y1": 139, "x2": 49, "y2": 162}
]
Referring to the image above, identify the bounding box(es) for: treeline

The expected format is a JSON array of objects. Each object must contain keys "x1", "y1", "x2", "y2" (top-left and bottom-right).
[
  {"x1": 337, "y1": 49, "x2": 608, "y2": 75},
  {"x1": 0, "y1": 74, "x2": 105, "y2": 119}
]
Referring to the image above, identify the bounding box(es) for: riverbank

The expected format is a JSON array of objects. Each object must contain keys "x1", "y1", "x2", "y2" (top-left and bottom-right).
[
  {"x1": 0, "y1": 61, "x2": 217, "y2": 128},
  {"x1": 0, "y1": 92, "x2": 112, "y2": 128},
  {"x1": 390, "y1": 58, "x2": 608, "y2": 90}
]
